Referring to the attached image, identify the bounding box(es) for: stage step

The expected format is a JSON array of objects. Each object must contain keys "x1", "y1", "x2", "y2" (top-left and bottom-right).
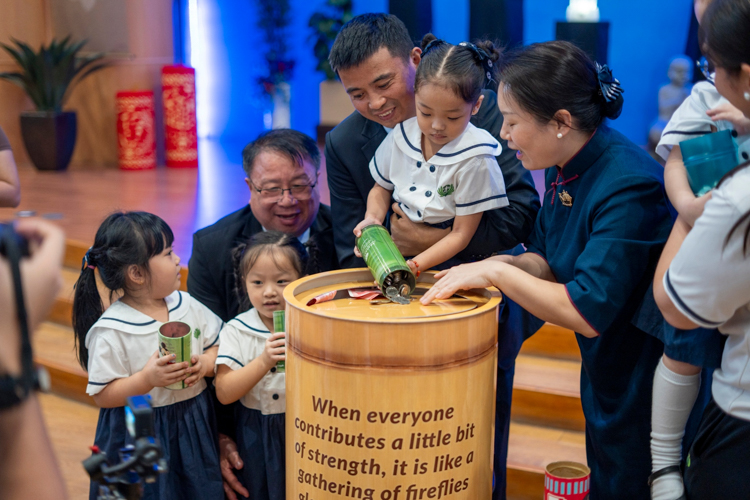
[
  {"x1": 33, "y1": 322, "x2": 91, "y2": 406},
  {"x1": 520, "y1": 322, "x2": 581, "y2": 361},
  {"x1": 507, "y1": 422, "x2": 586, "y2": 500},
  {"x1": 512, "y1": 354, "x2": 584, "y2": 432}
]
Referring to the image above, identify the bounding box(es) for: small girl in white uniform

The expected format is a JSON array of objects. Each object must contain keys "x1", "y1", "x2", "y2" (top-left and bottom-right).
[
  {"x1": 354, "y1": 33, "x2": 508, "y2": 275},
  {"x1": 72, "y1": 211, "x2": 223, "y2": 500},
  {"x1": 649, "y1": 2, "x2": 750, "y2": 498},
  {"x1": 214, "y1": 231, "x2": 308, "y2": 500}
]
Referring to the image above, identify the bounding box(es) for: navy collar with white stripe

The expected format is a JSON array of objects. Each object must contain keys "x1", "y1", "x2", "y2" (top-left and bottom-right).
[{"x1": 393, "y1": 117, "x2": 499, "y2": 166}]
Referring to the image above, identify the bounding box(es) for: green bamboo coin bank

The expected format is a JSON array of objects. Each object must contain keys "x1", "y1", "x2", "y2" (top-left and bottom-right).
[
  {"x1": 355, "y1": 224, "x2": 416, "y2": 304},
  {"x1": 273, "y1": 309, "x2": 285, "y2": 373},
  {"x1": 158, "y1": 321, "x2": 193, "y2": 390}
]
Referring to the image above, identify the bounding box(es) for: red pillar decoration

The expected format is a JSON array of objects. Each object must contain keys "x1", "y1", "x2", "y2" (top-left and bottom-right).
[
  {"x1": 116, "y1": 91, "x2": 157, "y2": 170},
  {"x1": 161, "y1": 65, "x2": 198, "y2": 168}
]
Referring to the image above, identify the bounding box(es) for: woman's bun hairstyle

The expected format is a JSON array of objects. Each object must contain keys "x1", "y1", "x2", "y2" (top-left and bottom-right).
[
  {"x1": 497, "y1": 41, "x2": 625, "y2": 132},
  {"x1": 601, "y1": 94, "x2": 625, "y2": 120}
]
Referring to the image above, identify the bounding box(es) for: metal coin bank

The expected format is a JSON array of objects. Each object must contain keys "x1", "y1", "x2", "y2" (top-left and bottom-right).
[
  {"x1": 355, "y1": 224, "x2": 416, "y2": 304},
  {"x1": 284, "y1": 269, "x2": 501, "y2": 500}
]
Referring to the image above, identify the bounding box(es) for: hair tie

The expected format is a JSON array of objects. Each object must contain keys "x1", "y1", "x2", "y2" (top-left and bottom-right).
[
  {"x1": 422, "y1": 38, "x2": 445, "y2": 56},
  {"x1": 595, "y1": 62, "x2": 624, "y2": 103},
  {"x1": 459, "y1": 42, "x2": 494, "y2": 87},
  {"x1": 82, "y1": 248, "x2": 96, "y2": 271}
]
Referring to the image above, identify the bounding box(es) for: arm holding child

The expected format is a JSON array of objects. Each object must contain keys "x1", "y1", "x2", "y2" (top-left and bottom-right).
[
  {"x1": 406, "y1": 154, "x2": 509, "y2": 270},
  {"x1": 407, "y1": 213, "x2": 482, "y2": 274},
  {"x1": 664, "y1": 146, "x2": 713, "y2": 226}
]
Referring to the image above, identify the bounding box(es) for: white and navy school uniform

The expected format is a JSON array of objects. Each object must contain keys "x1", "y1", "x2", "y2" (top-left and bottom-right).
[
  {"x1": 215, "y1": 307, "x2": 285, "y2": 500},
  {"x1": 86, "y1": 291, "x2": 223, "y2": 500},
  {"x1": 653, "y1": 80, "x2": 732, "y2": 362},
  {"x1": 664, "y1": 166, "x2": 750, "y2": 498},
  {"x1": 656, "y1": 80, "x2": 750, "y2": 162},
  {"x1": 369, "y1": 117, "x2": 508, "y2": 229}
]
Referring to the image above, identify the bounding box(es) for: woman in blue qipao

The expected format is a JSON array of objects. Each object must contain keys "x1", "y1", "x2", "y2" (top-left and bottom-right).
[{"x1": 421, "y1": 41, "x2": 675, "y2": 499}]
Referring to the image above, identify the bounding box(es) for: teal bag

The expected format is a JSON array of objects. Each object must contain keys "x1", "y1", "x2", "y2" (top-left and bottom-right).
[{"x1": 680, "y1": 130, "x2": 739, "y2": 196}]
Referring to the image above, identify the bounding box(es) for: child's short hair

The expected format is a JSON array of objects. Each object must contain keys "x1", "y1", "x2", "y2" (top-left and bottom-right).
[
  {"x1": 414, "y1": 33, "x2": 501, "y2": 104},
  {"x1": 232, "y1": 231, "x2": 308, "y2": 312},
  {"x1": 72, "y1": 211, "x2": 174, "y2": 369}
]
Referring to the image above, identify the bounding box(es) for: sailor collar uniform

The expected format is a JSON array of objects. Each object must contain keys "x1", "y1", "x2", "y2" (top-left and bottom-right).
[
  {"x1": 216, "y1": 307, "x2": 285, "y2": 415},
  {"x1": 369, "y1": 117, "x2": 509, "y2": 225},
  {"x1": 85, "y1": 291, "x2": 222, "y2": 408},
  {"x1": 657, "y1": 80, "x2": 750, "y2": 162}
]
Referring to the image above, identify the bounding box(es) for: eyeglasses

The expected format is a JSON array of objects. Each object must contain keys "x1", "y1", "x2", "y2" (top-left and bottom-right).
[
  {"x1": 249, "y1": 177, "x2": 318, "y2": 202},
  {"x1": 697, "y1": 57, "x2": 714, "y2": 83}
]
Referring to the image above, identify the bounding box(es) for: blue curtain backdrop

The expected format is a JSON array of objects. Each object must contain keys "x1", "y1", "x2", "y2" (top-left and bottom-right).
[{"x1": 184, "y1": 0, "x2": 695, "y2": 153}]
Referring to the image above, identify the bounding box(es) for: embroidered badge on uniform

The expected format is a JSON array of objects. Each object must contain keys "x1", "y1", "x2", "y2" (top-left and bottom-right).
[
  {"x1": 194, "y1": 328, "x2": 201, "y2": 339},
  {"x1": 437, "y1": 184, "x2": 455, "y2": 197},
  {"x1": 559, "y1": 190, "x2": 573, "y2": 207}
]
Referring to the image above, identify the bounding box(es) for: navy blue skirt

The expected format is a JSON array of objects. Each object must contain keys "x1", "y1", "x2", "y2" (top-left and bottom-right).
[
  {"x1": 89, "y1": 389, "x2": 223, "y2": 500},
  {"x1": 659, "y1": 323, "x2": 726, "y2": 368},
  {"x1": 632, "y1": 285, "x2": 726, "y2": 368},
  {"x1": 234, "y1": 405, "x2": 286, "y2": 500}
]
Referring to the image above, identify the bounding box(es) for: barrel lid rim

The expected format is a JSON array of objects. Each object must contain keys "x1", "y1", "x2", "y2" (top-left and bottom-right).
[{"x1": 283, "y1": 268, "x2": 501, "y2": 323}]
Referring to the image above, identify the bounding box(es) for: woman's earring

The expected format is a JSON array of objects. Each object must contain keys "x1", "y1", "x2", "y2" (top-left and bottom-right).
[
  {"x1": 745, "y1": 92, "x2": 750, "y2": 101},
  {"x1": 557, "y1": 133, "x2": 563, "y2": 139}
]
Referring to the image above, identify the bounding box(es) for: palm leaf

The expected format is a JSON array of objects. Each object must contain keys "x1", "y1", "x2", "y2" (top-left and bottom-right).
[{"x1": 0, "y1": 37, "x2": 109, "y2": 112}]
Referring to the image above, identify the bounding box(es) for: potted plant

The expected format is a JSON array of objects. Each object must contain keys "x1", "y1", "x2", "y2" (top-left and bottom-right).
[
  {"x1": 0, "y1": 37, "x2": 108, "y2": 171},
  {"x1": 309, "y1": 0, "x2": 354, "y2": 139}
]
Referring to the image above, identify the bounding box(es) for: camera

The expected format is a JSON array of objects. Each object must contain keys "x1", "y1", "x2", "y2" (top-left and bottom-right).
[{"x1": 83, "y1": 395, "x2": 167, "y2": 500}]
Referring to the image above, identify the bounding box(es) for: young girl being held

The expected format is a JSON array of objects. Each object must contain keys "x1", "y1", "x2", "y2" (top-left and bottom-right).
[
  {"x1": 72, "y1": 212, "x2": 223, "y2": 500},
  {"x1": 648, "y1": 2, "x2": 741, "y2": 498},
  {"x1": 214, "y1": 231, "x2": 308, "y2": 500},
  {"x1": 354, "y1": 33, "x2": 508, "y2": 274}
]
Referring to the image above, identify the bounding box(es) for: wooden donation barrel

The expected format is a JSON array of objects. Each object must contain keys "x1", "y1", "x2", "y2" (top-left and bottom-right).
[{"x1": 285, "y1": 269, "x2": 501, "y2": 500}]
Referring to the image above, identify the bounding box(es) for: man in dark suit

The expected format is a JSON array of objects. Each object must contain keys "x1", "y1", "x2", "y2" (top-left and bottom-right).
[
  {"x1": 189, "y1": 129, "x2": 338, "y2": 322},
  {"x1": 188, "y1": 129, "x2": 338, "y2": 500},
  {"x1": 325, "y1": 14, "x2": 540, "y2": 500}
]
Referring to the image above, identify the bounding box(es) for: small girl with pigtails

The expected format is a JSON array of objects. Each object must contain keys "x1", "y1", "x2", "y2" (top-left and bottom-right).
[
  {"x1": 354, "y1": 33, "x2": 509, "y2": 274},
  {"x1": 72, "y1": 211, "x2": 224, "y2": 500},
  {"x1": 214, "y1": 231, "x2": 308, "y2": 500}
]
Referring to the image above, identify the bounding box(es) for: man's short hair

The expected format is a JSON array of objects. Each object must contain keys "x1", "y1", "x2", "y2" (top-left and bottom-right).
[
  {"x1": 329, "y1": 13, "x2": 415, "y2": 74},
  {"x1": 242, "y1": 129, "x2": 320, "y2": 178}
]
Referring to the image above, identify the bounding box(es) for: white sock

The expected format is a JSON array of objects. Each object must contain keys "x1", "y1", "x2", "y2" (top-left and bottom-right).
[{"x1": 650, "y1": 358, "x2": 701, "y2": 500}]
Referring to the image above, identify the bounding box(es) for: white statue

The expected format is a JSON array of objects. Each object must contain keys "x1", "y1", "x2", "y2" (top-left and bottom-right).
[
  {"x1": 566, "y1": 0, "x2": 600, "y2": 22},
  {"x1": 649, "y1": 56, "x2": 694, "y2": 147}
]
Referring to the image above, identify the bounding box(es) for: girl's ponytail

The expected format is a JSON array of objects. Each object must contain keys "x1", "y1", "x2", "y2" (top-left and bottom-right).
[{"x1": 72, "y1": 254, "x2": 102, "y2": 370}]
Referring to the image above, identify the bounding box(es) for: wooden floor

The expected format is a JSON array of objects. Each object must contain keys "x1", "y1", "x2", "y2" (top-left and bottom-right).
[{"x1": 39, "y1": 393, "x2": 99, "y2": 500}]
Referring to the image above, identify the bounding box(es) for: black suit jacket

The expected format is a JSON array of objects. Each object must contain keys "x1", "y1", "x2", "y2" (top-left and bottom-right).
[
  {"x1": 187, "y1": 204, "x2": 338, "y2": 322},
  {"x1": 325, "y1": 89, "x2": 541, "y2": 268}
]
